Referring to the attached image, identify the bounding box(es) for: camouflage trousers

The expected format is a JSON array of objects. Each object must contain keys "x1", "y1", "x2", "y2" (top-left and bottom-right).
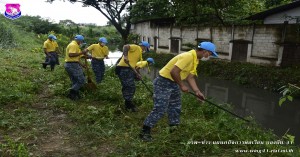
[
  {"x1": 64, "y1": 62, "x2": 86, "y2": 91},
  {"x1": 143, "y1": 76, "x2": 181, "y2": 128},
  {"x1": 44, "y1": 52, "x2": 59, "y2": 69},
  {"x1": 117, "y1": 67, "x2": 136, "y2": 101},
  {"x1": 91, "y1": 59, "x2": 105, "y2": 83}
]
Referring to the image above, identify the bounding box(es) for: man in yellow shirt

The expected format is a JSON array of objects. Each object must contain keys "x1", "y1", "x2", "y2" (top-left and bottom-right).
[
  {"x1": 139, "y1": 41, "x2": 218, "y2": 141},
  {"x1": 42, "y1": 34, "x2": 59, "y2": 71},
  {"x1": 135, "y1": 58, "x2": 155, "y2": 73},
  {"x1": 116, "y1": 41, "x2": 150, "y2": 112},
  {"x1": 64, "y1": 35, "x2": 87, "y2": 100},
  {"x1": 82, "y1": 37, "x2": 109, "y2": 83}
]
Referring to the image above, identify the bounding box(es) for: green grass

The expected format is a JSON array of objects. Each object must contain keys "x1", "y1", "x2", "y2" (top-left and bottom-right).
[{"x1": 0, "y1": 15, "x2": 299, "y2": 156}]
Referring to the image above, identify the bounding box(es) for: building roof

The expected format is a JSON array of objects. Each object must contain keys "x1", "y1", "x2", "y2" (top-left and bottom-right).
[
  {"x1": 132, "y1": 17, "x2": 175, "y2": 24},
  {"x1": 246, "y1": 1, "x2": 300, "y2": 20}
]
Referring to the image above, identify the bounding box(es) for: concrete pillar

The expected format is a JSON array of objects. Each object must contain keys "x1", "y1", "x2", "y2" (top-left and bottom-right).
[
  {"x1": 247, "y1": 43, "x2": 253, "y2": 62},
  {"x1": 229, "y1": 42, "x2": 233, "y2": 60},
  {"x1": 276, "y1": 46, "x2": 284, "y2": 66}
]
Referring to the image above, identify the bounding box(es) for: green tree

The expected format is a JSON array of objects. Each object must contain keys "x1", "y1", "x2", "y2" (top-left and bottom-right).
[
  {"x1": 171, "y1": 0, "x2": 265, "y2": 25},
  {"x1": 46, "y1": 0, "x2": 135, "y2": 44},
  {"x1": 130, "y1": 0, "x2": 173, "y2": 23},
  {"x1": 265, "y1": 0, "x2": 293, "y2": 9},
  {"x1": 13, "y1": 15, "x2": 61, "y2": 34}
]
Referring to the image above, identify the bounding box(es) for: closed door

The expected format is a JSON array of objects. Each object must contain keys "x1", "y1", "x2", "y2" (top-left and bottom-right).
[
  {"x1": 171, "y1": 39, "x2": 179, "y2": 53},
  {"x1": 282, "y1": 45, "x2": 300, "y2": 67},
  {"x1": 232, "y1": 42, "x2": 248, "y2": 62}
]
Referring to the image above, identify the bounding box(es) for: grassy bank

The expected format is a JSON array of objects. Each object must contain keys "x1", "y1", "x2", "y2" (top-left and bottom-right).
[
  {"x1": 143, "y1": 52, "x2": 300, "y2": 92},
  {"x1": 1, "y1": 17, "x2": 300, "y2": 156}
]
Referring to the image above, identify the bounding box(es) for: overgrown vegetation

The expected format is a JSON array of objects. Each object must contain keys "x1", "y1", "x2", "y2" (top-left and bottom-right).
[
  {"x1": 131, "y1": 0, "x2": 294, "y2": 25},
  {"x1": 0, "y1": 20, "x2": 16, "y2": 49},
  {"x1": 0, "y1": 15, "x2": 299, "y2": 156},
  {"x1": 6, "y1": 15, "x2": 122, "y2": 51}
]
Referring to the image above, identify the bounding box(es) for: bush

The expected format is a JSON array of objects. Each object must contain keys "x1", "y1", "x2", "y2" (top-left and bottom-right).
[
  {"x1": 0, "y1": 21, "x2": 16, "y2": 49},
  {"x1": 143, "y1": 52, "x2": 175, "y2": 68}
]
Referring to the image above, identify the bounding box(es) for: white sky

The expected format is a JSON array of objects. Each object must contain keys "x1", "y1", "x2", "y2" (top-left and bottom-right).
[{"x1": 0, "y1": 0, "x2": 108, "y2": 26}]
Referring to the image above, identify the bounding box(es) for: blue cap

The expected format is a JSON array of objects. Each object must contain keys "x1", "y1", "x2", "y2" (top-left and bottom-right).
[
  {"x1": 146, "y1": 58, "x2": 155, "y2": 64},
  {"x1": 198, "y1": 41, "x2": 218, "y2": 57},
  {"x1": 139, "y1": 41, "x2": 150, "y2": 52},
  {"x1": 48, "y1": 34, "x2": 56, "y2": 40},
  {"x1": 75, "y1": 35, "x2": 84, "y2": 41},
  {"x1": 99, "y1": 37, "x2": 108, "y2": 44}
]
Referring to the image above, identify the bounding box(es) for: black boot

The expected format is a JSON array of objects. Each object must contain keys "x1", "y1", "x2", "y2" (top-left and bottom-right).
[
  {"x1": 67, "y1": 89, "x2": 77, "y2": 100},
  {"x1": 139, "y1": 125, "x2": 152, "y2": 142},
  {"x1": 50, "y1": 63, "x2": 55, "y2": 71},
  {"x1": 169, "y1": 124, "x2": 179, "y2": 133},
  {"x1": 125, "y1": 100, "x2": 137, "y2": 112},
  {"x1": 74, "y1": 90, "x2": 81, "y2": 99},
  {"x1": 42, "y1": 63, "x2": 47, "y2": 69}
]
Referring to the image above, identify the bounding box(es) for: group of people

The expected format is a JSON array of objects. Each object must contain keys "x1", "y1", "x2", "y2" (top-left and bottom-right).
[{"x1": 42, "y1": 34, "x2": 218, "y2": 141}]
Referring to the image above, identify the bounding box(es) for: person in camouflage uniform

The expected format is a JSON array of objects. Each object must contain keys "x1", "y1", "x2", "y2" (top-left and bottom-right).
[
  {"x1": 116, "y1": 41, "x2": 150, "y2": 112},
  {"x1": 140, "y1": 41, "x2": 218, "y2": 141},
  {"x1": 83, "y1": 37, "x2": 109, "y2": 83},
  {"x1": 42, "y1": 34, "x2": 59, "y2": 71},
  {"x1": 64, "y1": 35, "x2": 87, "y2": 100}
]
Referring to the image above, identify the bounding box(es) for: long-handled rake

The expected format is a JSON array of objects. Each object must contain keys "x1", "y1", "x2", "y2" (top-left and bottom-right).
[
  {"x1": 84, "y1": 56, "x2": 97, "y2": 90},
  {"x1": 126, "y1": 62, "x2": 153, "y2": 95}
]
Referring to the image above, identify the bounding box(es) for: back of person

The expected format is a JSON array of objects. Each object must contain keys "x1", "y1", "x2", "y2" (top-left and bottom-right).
[
  {"x1": 65, "y1": 41, "x2": 81, "y2": 62},
  {"x1": 117, "y1": 44, "x2": 142, "y2": 68},
  {"x1": 159, "y1": 50, "x2": 195, "y2": 81},
  {"x1": 88, "y1": 44, "x2": 109, "y2": 59}
]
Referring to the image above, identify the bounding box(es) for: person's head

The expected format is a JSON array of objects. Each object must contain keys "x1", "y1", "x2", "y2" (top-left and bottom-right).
[
  {"x1": 139, "y1": 41, "x2": 150, "y2": 53},
  {"x1": 99, "y1": 37, "x2": 108, "y2": 46},
  {"x1": 146, "y1": 58, "x2": 155, "y2": 65},
  {"x1": 74, "y1": 35, "x2": 84, "y2": 45},
  {"x1": 196, "y1": 41, "x2": 218, "y2": 61},
  {"x1": 48, "y1": 34, "x2": 56, "y2": 41}
]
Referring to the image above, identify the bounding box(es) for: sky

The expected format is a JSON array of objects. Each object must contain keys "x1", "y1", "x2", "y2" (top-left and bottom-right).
[{"x1": 0, "y1": 0, "x2": 108, "y2": 26}]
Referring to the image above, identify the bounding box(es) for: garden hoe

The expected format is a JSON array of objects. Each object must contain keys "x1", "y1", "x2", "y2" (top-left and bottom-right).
[{"x1": 84, "y1": 56, "x2": 97, "y2": 90}]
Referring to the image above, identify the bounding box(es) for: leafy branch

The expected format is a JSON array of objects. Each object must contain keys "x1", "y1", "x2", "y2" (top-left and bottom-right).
[{"x1": 278, "y1": 83, "x2": 300, "y2": 106}]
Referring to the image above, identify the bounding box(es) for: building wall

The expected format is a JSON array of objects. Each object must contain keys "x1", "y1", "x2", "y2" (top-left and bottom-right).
[
  {"x1": 131, "y1": 21, "x2": 290, "y2": 66},
  {"x1": 264, "y1": 7, "x2": 300, "y2": 24},
  {"x1": 158, "y1": 27, "x2": 170, "y2": 49},
  {"x1": 213, "y1": 27, "x2": 232, "y2": 54},
  {"x1": 252, "y1": 25, "x2": 281, "y2": 58}
]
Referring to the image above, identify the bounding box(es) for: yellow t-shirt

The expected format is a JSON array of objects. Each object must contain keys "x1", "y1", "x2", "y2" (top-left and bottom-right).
[
  {"x1": 87, "y1": 44, "x2": 109, "y2": 59},
  {"x1": 118, "y1": 44, "x2": 143, "y2": 67},
  {"x1": 53, "y1": 41, "x2": 59, "y2": 49},
  {"x1": 136, "y1": 61, "x2": 148, "y2": 68},
  {"x1": 65, "y1": 41, "x2": 82, "y2": 62},
  {"x1": 159, "y1": 50, "x2": 198, "y2": 81},
  {"x1": 43, "y1": 39, "x2": 56, "y2": 53}
]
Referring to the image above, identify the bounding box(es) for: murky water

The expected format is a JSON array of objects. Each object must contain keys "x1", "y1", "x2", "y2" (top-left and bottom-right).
[{"x1": 106, "y1": 52, "x2": 300, "y2": 145}]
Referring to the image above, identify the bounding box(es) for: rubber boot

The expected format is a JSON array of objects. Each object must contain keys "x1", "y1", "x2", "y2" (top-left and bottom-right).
[
  {"x1": 42, "y1": 63, "x2": 47, "y2": 69},
  {"x1": 74, "y1": 90, "x2": 81, "y2": 99},
  {"x1": 125, "y1": 100, "x2": 137, "y2": 112},
  {"x1": 67, "y1": 89, "x2": 77, "y2": 100},
  {"x1": 139, "y1": 125, "x2": 152, "y2": 142},
  {"x1": 169, "y1": 124, "x2": 179, "y2": 133}
]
